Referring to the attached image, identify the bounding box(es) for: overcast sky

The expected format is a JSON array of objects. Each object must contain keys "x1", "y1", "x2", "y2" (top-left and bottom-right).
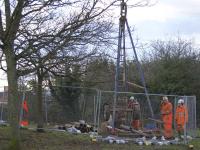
[
  {"x1": 126, "y1": 0, "x2": 200, "y2": 45},
  {"x1": 0, "y1": 0, "x2": 200, "y2": 87}
]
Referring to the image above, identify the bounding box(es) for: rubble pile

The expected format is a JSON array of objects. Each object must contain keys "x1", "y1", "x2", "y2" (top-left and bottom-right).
[{"x1": 55, "y1": 120, "x2": 194, "y2": 146}]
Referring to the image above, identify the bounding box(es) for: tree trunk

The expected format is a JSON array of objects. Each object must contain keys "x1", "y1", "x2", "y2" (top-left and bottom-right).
[
  {"x1": 36, "y1": 72, "x2": 44, "y2": 132},
  {"x1": 5, "y1": 45, "x2": 21, "y2": 150}
]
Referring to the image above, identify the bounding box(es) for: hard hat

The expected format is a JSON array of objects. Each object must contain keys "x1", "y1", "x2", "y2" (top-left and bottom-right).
[
  {"x1": 178, "y1": 99, "x2": 184, "y2": 104},
  {"x1": 188, "y1": 144, "x2": 194, "y2": 149},
  {"x1": 162, "y1": 96, "x2": 168, "y2": 101},
  {"x1": 130, "y1": 96, "x2": 135, "y2": 100},
  {"x1": 79, "y1": 120, "x2": 85, "y2": 124}
]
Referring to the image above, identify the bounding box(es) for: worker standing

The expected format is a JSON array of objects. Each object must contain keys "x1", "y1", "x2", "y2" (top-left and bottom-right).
[
  {"x1": 175, "y1": 99, "x2": 188, "y2": 139},
  {"x1": 20, "y1": 100, "x2": 29, "y2": 127},
  {"x1": 128, "y1": 96, "x2": 141, "y2": 130},
  {"x1": 160, "y1": 96, "x2": 173, "y2": 139}
]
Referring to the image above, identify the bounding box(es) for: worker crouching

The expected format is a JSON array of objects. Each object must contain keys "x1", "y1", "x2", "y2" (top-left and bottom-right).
[
  {"x1": 160, "y1": 96, "x2": 173, "y2": 139},
  {"x1": 128, "y1": 96, "x2": 141, "y2": 130}
]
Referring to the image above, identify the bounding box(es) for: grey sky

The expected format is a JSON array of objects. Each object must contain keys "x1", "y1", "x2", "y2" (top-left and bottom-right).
[
  {"x1": 126, "y1": 0, "x2": 200, "y2": 44},
  {"x1": 0, "y1": 0, "x2": 200, "y2": 87}
]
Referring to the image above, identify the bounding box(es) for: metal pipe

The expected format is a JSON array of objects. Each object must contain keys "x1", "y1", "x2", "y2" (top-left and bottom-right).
[
  {"x1": 44, "y1": 90, "x2": 48, "y2": 124},
  {"x1": 19, "y1": 91, "x2": 26, "y2": 128},
  {"x1": 0, "y1": 104, "x2": 3, "y2": 120},
  {"x1": 93, "y1": 95, "x2": 96, "y2": 127},
  {"x1": 112, "y1": 6, "x2": 123, "y2": 129},
  {"x1": 194, "y1": 96, "x2": 197, "y2": 137},
  {"x1": 125, "y1": 19, "x2": 154, "y2": 118},
  {"x1": 184, "y1": 96, "x2": 187, "y2": 144},
  {"x1": 97, "y1": 90, "x2": 102, "y2": 130}
]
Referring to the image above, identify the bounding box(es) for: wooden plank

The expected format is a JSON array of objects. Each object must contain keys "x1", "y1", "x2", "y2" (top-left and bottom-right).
[
  {"x1": 131, "y1": 128, "x2": 148, "y2": 136},
  {"x1": 148, "y1": 118, "x2": 163, "y2": 124},
  {"x1": 120, "y1": 124, "x2": 148, "y2": 136}
]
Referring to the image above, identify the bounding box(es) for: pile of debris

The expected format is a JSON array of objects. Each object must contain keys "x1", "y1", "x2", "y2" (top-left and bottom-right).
[
  {"x1": 56, "y1": 120, "x2": 96, "y2": 134},
  {"x1": 54, "y1": 120, "x2": 194, "y2": 146},
  {"x1": 91, "y1": 135, "x2": 193, "y2": 146},
  {"x1": 0, "y1": 120, "x2": 9, "y2": 127},
  {"x1": 135, "y1": 136, "x2": 175, "y2": 146}
]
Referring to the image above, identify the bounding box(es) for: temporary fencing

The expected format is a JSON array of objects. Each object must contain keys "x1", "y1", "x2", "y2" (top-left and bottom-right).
[
  {"x1": 99, "y1": 91, "x2": 196, "y2": 143},
  {"x1": 0, "y1": 85, "x2": 197, "y2": 143},
  {"x1": 42, "y1": 86, "x2": 100, "y2": 126},
  {"x1": 0, "y1": 88, "x2": 8, "y2": 122}
]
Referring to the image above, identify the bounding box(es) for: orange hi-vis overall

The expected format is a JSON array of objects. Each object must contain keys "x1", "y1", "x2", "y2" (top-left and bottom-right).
[
  {"x1": 160, "y1": 101, "x2": 173, "y2": 138},
  {"x1": 128, "y1": 101, "x2": 140, "y2": 130},
  {"x1": 175, "y1": 105, "x2": 188, "y2": 131},
  {"x1": 20, "y1": 100, "x2": 29, "y2": 127}
]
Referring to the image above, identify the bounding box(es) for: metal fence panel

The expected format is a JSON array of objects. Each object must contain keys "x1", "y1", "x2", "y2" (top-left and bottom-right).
[{"x1": 99, "y1": 91, "x2": 197, "y2": 138}]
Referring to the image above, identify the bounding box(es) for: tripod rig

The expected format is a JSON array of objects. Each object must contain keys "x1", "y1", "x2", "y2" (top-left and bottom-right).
[{"x1": 112, "y1": 0, "x2": 154, "y2": 129}]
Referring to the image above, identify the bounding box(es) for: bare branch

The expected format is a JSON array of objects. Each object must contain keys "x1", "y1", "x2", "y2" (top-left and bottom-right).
[
  {"x1": 4, "y1": 0, "x2": 25, "y2": 42},
  {"x1": 0, "y1": 10, "x2": 4, "y2": 40},
  {"x1": 4, "y1": 0, "x2": 11, "y2": 28}
]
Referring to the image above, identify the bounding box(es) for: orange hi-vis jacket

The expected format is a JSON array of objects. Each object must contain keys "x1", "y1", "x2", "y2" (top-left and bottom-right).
[
  {"x1": 175, "y1": 105, "x2": 188, "y2": 126},
  {"x1": 160, "y1": 101, "x2": 173, "y2": 138},
  {"x1": 20, "y1": 100, "x2": 29, "y2": 126},
  {"x1": 23, "y1": 101, "x2": 28, "y2": 113},
  {"x1": 160, "y1": 101, "x2": 173, "y2": 123}
]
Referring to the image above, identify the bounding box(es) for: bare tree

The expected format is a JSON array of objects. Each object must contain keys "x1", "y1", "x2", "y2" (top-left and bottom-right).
[
  {"x1": 0, "y1": 0, "x2": 153, "y2": 148},
  {"x1": 21, "y1": 3, "x2": 116, "y2": 131},
  {"x1": 0, "y1": 0, "x2": 117, "y2": 149}
]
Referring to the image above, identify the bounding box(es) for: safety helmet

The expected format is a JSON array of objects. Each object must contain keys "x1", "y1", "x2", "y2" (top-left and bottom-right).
[
  {"x1": 178, "y1": 99, "x2": 184, "y2": 104},
  {"x1": 130, "y1": 96, "x2": 135, "y2": 100},
  {"x1": 162, "y1": 96, "x2": 168, "y2": 101}
]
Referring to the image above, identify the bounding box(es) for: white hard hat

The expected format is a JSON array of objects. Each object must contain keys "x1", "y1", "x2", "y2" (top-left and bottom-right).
[
  {"x1": 79, "y1": 120, "x2": 85, "y2": 124},
  {"x1": 162, "y1": 96, "x2": 168, "y2": 101},
  {"x1": 130, "y1": 96, "x2": 135, "y2": 100},
  {"x1": 178, "y1": 99, "x2": 184, "y2": 104}
]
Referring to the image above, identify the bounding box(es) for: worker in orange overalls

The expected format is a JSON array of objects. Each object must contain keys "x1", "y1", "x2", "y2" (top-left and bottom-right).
[
  {"x1": 128, "y1": 96, "x2": 141, "y2": 130},
  {"x1": 175, "y1": 99, "x2": 188, "y2": 139},
  {"x1": 160, "y1": 96, "x2": 173, "y2": 139},
  {"x1": 20, "y1": 100, "x2": 29, "y2": 127}
]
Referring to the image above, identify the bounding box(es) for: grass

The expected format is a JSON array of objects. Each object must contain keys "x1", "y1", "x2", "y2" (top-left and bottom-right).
[{"x1": 0, "y1": 126, "x2": 200, "y2": 150}]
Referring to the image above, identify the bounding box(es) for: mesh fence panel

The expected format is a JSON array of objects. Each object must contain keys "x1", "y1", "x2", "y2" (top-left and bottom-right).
[
  {"x1": 0, "y1": 89, "x2": 8, "y2": 121},
  {"x1": 0, "y1": 87, "x2": 99, "y2": 127},
  {"x1": 174, "y1": 96, "x2": 197, "y2": 137},
  {"x1": 0, "y1": 86, "x2": 197, "y2": 138},
  {"x1": 0, "y1": 103, "x2": 8, "y2": 121},
  {"x1": 99, "y1": 91, "x2": 197, "y2": 137},
  {"x1": 43, "y1": 86, "x2": 99, "y2": 126}
]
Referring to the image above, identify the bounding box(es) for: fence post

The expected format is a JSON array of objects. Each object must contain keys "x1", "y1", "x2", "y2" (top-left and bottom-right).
[
  {"x1": 97, "y1": 90, "x2": 102, "y2": 130},
  {"x1": 184, "y1": 96, "x2": 187, "y2": 144},
  {"x1": 19, "y1": 91, "x2": 26, "y2": 127},
  {"x1": 0, "y1": 103, "x2": 3, "y2": 120},
  {"x1": 44, "y1": 90, "x2": 48, "y2": 124}
]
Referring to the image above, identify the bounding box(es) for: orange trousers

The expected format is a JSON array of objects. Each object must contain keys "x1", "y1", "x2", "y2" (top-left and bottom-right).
[
  {"x1": 177, "y1": 124, "x2": 184, "y2": 131},
  {"x1": 163, "y1": 122, "x2": 173, "y2": 138},
  {"x1": 20, "y1": 120, "x2": 29, "y2": 126},
  {"x1": 131, "y1": 120, "x2": 140, "y2": 130}
]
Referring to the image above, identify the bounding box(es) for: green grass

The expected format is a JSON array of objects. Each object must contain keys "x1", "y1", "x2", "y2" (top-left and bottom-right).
[{"x1": 0, "y1": 126, "x2": 200, "y2": 150}]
